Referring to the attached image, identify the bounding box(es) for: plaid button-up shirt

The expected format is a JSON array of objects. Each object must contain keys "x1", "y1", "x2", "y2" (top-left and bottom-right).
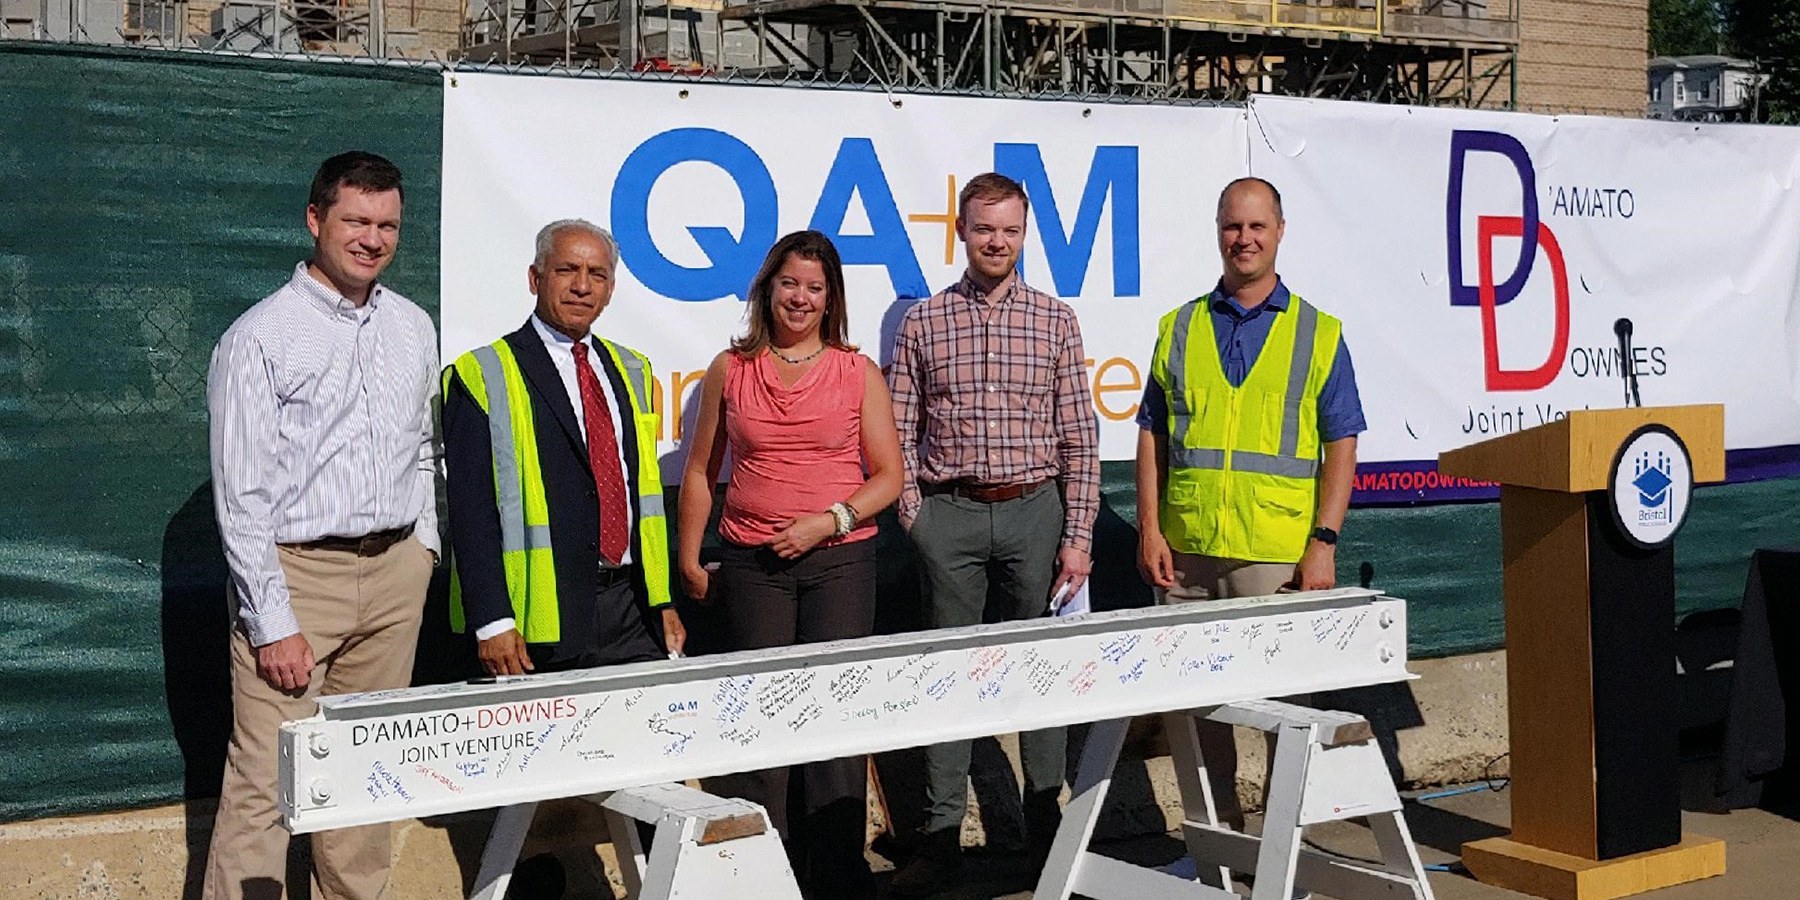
[{"x1": 888, "y1": 274, "x2": 1101, "y2": 552}]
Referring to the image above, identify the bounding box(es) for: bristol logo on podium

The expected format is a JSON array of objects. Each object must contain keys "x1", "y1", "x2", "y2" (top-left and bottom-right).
[
  {"x1": 1445, "y1": 130, "x2": 1571, "y2": 392},
  {"x1": 1632, "y1": 451, "x2": 1675, "y2": 522},
  {"x1": 1609, "y1": 427, "x2": 1692, "y2": 549}
]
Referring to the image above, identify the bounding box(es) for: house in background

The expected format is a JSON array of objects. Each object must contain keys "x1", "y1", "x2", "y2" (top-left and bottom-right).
[{"x1": 1649, "y1": 54, "x2": 1767, "y2": 121}]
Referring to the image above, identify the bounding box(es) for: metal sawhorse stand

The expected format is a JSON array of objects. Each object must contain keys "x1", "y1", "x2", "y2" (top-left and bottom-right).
[
  {"x1": 1036, "y1": 699, "x2": 1438, "y2": 900},
  {"x1": 466, "y1": 782, "x2": 804, "y2": 900}
]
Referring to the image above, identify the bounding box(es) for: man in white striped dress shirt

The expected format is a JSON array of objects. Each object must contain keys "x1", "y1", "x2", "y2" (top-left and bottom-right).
[{"x1": 203, "y1": 152, "x2": 440, "y2": 900}]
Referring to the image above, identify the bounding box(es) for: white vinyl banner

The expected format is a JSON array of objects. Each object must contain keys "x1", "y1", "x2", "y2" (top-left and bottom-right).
[
  {"x1": 442, "y1": 76, "x2": 1800, "y2": 501},
  {"x1": 1245, "y1": 96, "x2": 1800, "y2": 499},
  {"x1": 442, "y1": 72, "x2": 1246, "y2": 470}
]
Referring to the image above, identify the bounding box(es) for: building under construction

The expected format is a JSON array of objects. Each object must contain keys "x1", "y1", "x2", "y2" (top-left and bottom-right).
[{"x1": 2, "y1": 0, "x2": 1648, "y2": 114}]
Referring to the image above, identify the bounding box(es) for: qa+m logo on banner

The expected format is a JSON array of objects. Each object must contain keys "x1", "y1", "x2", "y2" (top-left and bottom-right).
[{"x1": 609, "y1": 128, "x2": 1141, "y2": 303}]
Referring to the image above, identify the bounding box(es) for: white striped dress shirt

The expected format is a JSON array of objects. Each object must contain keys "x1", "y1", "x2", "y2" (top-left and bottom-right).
[{"x1": 208, "y1": 263, "x2": 441, "y2": 646}]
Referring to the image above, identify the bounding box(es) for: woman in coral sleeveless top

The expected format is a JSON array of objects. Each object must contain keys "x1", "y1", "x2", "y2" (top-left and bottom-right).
[{"x1": 677, "y1": 230, "x2": 902, "y2": 898}]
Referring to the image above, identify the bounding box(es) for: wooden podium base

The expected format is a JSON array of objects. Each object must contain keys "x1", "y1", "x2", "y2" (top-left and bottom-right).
[{"x1": 1462, "y1": 833, "x2": 1725, "y2": 900}]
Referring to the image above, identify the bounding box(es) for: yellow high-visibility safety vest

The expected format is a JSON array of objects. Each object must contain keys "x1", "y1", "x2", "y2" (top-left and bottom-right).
[
  {"x1": 1149, "y1": 295, "x2": 1342, "y2": 564},
  {"x1": 443, "y1": 337, "x2": 672, "y2": 642}
]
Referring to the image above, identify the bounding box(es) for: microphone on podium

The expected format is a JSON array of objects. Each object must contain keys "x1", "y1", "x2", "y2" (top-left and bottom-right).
[{"x1": 1614, "y1": 318, "x2": 1642, "y2": 408}]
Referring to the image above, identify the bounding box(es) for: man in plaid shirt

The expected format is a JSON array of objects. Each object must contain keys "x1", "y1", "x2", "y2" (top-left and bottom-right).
[{"x1": 886, "y1": 172, "x2": 1101, "y2": 894}]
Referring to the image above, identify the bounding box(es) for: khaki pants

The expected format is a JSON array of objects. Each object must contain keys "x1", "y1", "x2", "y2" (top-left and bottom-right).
[
  {"x1": 202, "y1": 537, "x2": 433, "y2": 900},
  {"x1": 1160, "y1": 552, "x2": 1299, "y2": 830},
  {"x1": 1160, "y1": 552, "x2": 1294, "y2": 603}
]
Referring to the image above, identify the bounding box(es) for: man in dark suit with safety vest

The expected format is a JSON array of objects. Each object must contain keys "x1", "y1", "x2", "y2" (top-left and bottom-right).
[
  {"x1": 1135, "y1": 177, "x2": 1365, "y2": 835},
  {"x1": 444, "y1": 218, "x2": 686, "y2": 676}
]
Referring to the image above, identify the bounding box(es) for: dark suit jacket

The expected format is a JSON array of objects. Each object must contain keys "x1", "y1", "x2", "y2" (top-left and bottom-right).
[{"x1": 443, "y1": 319, "x2": 661, "y2": 663}]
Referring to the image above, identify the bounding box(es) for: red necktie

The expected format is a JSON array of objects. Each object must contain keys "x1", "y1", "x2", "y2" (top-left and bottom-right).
[{"x1": 573, "y1": 343, "x2": 630, "y2": 566}]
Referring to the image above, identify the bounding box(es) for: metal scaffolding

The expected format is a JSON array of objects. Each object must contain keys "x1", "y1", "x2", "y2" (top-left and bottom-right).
[
  {"x1": 460, "y1": 0, "x2": 760, "y2": 69},
  {"x1": 1, "y1": 0, "x2": 1519, "y2": 107},
  {"x1": 1, "y1": 0, "x2": 411, "y2": 55},
  {"x1": 709, "y1": 0, "x2": 1519, "y2": 105},
  {"x1": 446, "y1": 0, "x2": 1516, "y2": 107}
]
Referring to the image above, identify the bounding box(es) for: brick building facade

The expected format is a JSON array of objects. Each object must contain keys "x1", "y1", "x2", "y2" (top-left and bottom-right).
[{"x1": 1517, "y1": 0, "x2": 1650, "y2": 114}]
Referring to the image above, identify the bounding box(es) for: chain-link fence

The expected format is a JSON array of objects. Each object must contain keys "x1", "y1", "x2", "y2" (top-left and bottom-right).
[
  {"x1": 14, "y1": 0, "x2": 1706, "y2": 118},
  {"x1": 4, "y1": 34, "x2": 1270, "y2": 105},
  {"x1": 9, "y1": 36, "x2": 1672, "y2": 122},
  {"x1": 34, "y1": 0, "x2": 1700, "y2": 122},
  {"x1": 11, "y1": 33, "x2": 1685, "y2": 125}
]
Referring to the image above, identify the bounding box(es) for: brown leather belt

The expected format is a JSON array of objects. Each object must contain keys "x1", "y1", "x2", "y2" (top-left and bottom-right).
[
  {"x1": 921, "y1": 477, "x2": 1052, "y2": 504},
  {"x1": 285, "y1": 524, "x2": 414, "y2": 557}
]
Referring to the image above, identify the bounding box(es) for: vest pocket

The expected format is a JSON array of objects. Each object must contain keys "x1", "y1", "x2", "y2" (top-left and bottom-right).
[
  {"x1": 1165, "y1": 477, "x2": 1198, "y2": 509},
  {"x1": 1249, "y1": 482, "x2": 1312, "y2": 560}
]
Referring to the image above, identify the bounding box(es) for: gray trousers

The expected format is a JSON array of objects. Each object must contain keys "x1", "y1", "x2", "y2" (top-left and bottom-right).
[{"x1": 909, "y1": 484, "x2": 1068, "y2": 837}]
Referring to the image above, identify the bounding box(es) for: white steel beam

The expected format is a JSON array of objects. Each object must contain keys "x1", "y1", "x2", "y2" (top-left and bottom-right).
[{"x1": 280, "y1": 587, "x2": 1410, "y2": 833}]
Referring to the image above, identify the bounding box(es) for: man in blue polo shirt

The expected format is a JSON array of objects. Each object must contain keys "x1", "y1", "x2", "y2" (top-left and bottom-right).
[{"x1": 1135, "y1": 176, "x2": 1365, "y2": 831}]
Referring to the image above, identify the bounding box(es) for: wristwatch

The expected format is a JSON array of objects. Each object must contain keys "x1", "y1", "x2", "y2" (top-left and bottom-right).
[{"x1": 1310, "y1": 526, "x2": 1339, "y2": 546}]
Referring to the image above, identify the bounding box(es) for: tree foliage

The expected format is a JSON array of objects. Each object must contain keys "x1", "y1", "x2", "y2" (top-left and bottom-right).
[
  {"x1": 1651, "y1": 0, "x2": 1723, "y2": 57},
  {"x1": 1726, "y1": 0, "x2": 1800, "y2": 122}
]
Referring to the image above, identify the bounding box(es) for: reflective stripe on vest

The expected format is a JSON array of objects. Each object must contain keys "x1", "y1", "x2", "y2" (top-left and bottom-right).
[
  {"x1": 445, "y1": 336, "x2": 673, "y2": 641},
  {"x1": 444, "y1": 340, "x2": 559, "y2": 642},
  {"x1": 471, "y1": 344, "x2": 555, "y2": 554},
  {"x1": 1154, "y1": 294, "x2": 1340, "y2": 563},
  {"x1": 594, "y1": 338, "x2": 673, "y2": 610}
]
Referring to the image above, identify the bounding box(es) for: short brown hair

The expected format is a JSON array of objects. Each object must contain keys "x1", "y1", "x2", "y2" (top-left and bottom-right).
[
  {"x1": 308, "y1": 151, "x2": 404, "y2": 213},
  {"x1": 958, "y1": 172, "x2": 1030, "y2": 220}
]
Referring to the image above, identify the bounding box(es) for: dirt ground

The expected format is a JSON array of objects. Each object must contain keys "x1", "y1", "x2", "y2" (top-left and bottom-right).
[{"x1": 867, "y1": 783, "x2": 1796, "y2": 900}]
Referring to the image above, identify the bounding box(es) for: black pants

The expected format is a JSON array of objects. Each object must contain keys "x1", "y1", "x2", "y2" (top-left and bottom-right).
[
  {"x1": 528, "y1": 568, "x2": 664, "y2": 672},
  {"x1": 516, "y1": 569, "x2": 663, "y2": 882},
  {"x1": 714, "y1": 538, "x2": 877, "y2": 888}
]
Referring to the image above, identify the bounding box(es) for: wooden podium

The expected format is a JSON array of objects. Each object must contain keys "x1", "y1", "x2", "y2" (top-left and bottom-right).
[{"x1": 1438, "y1": 405, "x2": 1728, "y2": 900}]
